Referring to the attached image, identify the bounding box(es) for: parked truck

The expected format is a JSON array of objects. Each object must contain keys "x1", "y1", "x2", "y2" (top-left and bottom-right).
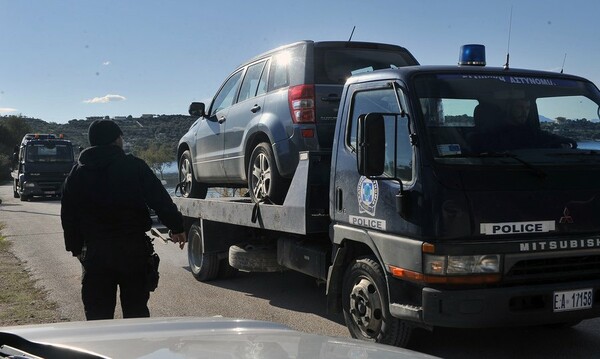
[
  {"x1": 166, "y1": 45, "x2": 600, "y2": 347},
  {"x1": 12, "y1": 133, "x2": 75, "y2": 201}
]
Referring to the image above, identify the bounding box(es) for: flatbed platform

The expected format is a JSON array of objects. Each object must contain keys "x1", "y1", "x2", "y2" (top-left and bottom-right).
[{"x1": 172, "y1": 152, "x2": 332, "y2": 235}]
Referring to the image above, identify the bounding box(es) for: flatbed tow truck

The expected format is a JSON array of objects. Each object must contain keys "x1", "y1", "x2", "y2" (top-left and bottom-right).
[{"x1": 159, "y1": 45, "x2": 600, "y2": 347}]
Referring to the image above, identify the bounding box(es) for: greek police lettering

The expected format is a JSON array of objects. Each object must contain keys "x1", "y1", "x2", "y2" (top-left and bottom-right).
[
  {"x1": 349, "y1": 215, "x2": 387, "y2": 231},
  {"x1": 519, "y1": 238, "x2": 600, "y2": 252},
  {"x1": 460, "y1": 75, "x2": 507, "y2": 82},
  {"x1": 480, "y1": 221, "x2": 555, "y2": 235},
  {"x1": 509, "y1": 77, "x2": 557, "y2": 86}
]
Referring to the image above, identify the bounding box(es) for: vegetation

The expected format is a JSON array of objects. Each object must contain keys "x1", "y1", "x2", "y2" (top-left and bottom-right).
[
  {"x1": 0, "y1": 223, "x2": 65, "y2": 326},
  {"x1": 0, "y1": 114, "x2": 197, "y2": 180},
  {"x1": 135, "y1": 142, "x2": 175, "y2": 180},
  {"x1": 0, "y1": 116, "x2": 32, "y2": 180}
]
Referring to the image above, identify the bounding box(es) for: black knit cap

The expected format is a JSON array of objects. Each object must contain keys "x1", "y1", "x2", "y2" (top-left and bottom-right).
[{"x1": 88, "y1": 119, "x2": 123, "y2": 146}]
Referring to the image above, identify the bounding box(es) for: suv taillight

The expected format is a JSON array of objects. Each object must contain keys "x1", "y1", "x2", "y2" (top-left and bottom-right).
[{"x1": 288, "y1": 84, "x2": 315, "y2": 123}]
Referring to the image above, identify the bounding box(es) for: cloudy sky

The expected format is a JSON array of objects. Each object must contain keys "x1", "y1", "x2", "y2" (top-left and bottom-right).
[{"x1": 1, "y1": 0, "x2": 598, "y2": 123}]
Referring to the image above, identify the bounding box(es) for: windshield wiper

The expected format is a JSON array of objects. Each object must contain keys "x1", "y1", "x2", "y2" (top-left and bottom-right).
[
  {"x1": 546, "y1": 149, "x2": 600, "y2": 156},
  {"x1": 446, "y1": 151, "x2": 548, "y2": 179},
  {"x1": 481, "y1": 151, "x2": 547, "y2": 178}
]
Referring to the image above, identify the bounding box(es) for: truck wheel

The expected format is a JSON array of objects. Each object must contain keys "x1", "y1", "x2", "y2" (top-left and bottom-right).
[
  {"x1": 342, "y1": 256, "x2": 413, "y2": 348},
  {"x1": 20, "y1": 194, "x2": 29, "y2": 202},
  {"x1": 13, "y1": 180, "x2": 19, "y2": 198},
  {"x1": 247, "y1": 143, "x2": 287, "y2": 205},
  {"x1": 179, "y1": 150, "x2": 208, "y2": 199},
  {"x1": 187, "y1": 223, "x2": 219, "y2": 281},
  {"x1": 229, "y1": 243, "x2": 285, "y2": 272}
]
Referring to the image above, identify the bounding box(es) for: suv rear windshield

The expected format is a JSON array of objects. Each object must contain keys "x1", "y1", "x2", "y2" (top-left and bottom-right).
[{"x1": 314, "y1": 47, "x2": 416, "y2": 84}]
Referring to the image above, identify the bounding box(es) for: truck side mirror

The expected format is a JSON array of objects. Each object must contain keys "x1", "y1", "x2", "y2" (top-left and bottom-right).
[
  {"x1": 188, "y1": 102, "x2": 206, "y2": 117},
  {"x1": 357, "y1": 113, "x2": 386, "y2": 177}
]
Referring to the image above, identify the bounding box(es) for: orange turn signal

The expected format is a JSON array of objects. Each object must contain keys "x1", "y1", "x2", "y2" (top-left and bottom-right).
[{"x1": 389, "y1": 265, "x2": 501, "y2": 284}]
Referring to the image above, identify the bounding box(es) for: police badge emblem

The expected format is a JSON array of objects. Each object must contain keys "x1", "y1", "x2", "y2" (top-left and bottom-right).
[{"x1": 357, "y1": 176, "x2": 379, "y2": 216}]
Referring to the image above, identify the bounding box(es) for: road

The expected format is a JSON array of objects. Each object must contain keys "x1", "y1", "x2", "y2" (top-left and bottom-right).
[{"x1": 2, "y1": 183, "x2": 600, "y2": 358}]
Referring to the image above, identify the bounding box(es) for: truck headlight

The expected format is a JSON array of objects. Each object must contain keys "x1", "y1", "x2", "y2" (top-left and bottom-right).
[
  {"x1": 24, "y1": 182, "x2": 37, "y2": 188},
  {"x1": 424, "y1": 254, "x2": 500, "y2": 275}
]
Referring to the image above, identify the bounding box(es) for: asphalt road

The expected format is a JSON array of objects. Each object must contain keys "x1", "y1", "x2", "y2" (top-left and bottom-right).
[{"x1": 2, "y1": 183, "x2": 600, "y2": 358}]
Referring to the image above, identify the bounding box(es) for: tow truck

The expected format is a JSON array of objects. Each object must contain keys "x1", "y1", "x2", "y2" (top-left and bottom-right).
[{"x1": 161, "y1": 45, "x2": 600, "y2": 347}]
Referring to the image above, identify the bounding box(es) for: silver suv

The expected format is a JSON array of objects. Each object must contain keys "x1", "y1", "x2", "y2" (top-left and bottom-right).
[{"x1": 177, "y1": 40, "x2": 418, "y2": 203}]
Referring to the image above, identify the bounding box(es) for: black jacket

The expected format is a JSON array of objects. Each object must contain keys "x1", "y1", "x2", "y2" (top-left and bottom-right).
[{"x1": 61, "y1": 145, "x2": 183, "y2": 256}]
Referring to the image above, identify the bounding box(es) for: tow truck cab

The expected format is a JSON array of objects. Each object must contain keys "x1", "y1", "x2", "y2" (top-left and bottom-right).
[
  {"x1": 12, "y1": 133, "x2": 75, "y2": 201},
  {"x1": 332, "y1": 46, "x2": 600, "y2": 337}
]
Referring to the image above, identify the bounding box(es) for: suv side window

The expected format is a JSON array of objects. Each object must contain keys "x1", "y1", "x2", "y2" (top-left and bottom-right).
[
  {"x1": 238, "y1": 61, "x2": 267, "y2": 103},
  {"x1": 256, "y1": 59, "x2": 270, "y2": 97},
  {"x1": 269, "y1": 52, "x2": 290, "y2": 91},
  {"x1": 210, "y1": 70, "x2": 243, "y2": 117},
  {"x1": 348, "y1": 87, "x2": 413, "y2": 181}
]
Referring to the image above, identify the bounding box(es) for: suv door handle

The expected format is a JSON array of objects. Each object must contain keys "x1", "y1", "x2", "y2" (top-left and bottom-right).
[
  {"x1": 250, "y1": 105, "x2": 261, "y2": 113},
  {"x1": 218, "y1": 116, "x2": 226, "y2": 124}
]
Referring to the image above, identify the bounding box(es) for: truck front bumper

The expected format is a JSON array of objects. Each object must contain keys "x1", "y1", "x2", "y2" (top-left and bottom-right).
[
  {"x1": 410, "y1": 279, "x2": 600, "y2": 328},
  {"x1": 21, "y1": 181, "x2": 63, "y2": 197}
]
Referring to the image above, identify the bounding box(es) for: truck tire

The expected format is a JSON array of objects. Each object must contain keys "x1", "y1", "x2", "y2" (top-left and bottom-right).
[
  {"x1": 187, "y1": 223, "x2": 219, "y2": 281},
  {"x1": 342, "y1": 256, "x2": 413, "y2": 348},
  {"x1": 13, "y1": 180, "x2": 19, "y2": 198},
  {"x1": 247, "y1": 143, "x2": 287, "y2": 205},
  {"x1": 19, "y1": 194, "x2": 29, "y2": 202},
  {"x1": 179, "y1": 150, "x2": 208, "y2": 199},
  {"x1": 229, "y1": 243, "x2": 285, "y2": 272}
]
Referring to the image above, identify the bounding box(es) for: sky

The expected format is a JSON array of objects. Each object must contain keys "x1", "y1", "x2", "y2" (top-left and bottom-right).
[{"x1": 0, "y1": 0, "x2": 598, "y2": 124}]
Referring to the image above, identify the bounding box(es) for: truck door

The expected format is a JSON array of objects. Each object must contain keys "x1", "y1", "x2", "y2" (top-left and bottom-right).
[{"x1": 332, "y1": 82, "x2": 415, "y2": 233}]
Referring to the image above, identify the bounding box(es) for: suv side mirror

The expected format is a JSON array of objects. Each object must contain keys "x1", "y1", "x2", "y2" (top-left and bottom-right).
[
  {"x1": 357, "y1": 113, "x2": 385, "y2": 176},
  {"x1": 189, "y1": 102, "x2": 206, "y2": 117}
]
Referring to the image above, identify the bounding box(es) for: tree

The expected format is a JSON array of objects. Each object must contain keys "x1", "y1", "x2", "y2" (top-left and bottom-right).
[
  {"x1": 136, "y1": 143, "x2": 174, "y2": 179},
  {"x1": 0, "y1": 116, "x2": 32, "y2": 180}
]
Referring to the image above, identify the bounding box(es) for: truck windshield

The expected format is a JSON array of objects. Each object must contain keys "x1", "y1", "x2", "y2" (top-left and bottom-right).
[
  {"x1": 414, "y1": 73, "x2": 600, "y2": 166},
  {"x1": 25, "y1": 143, "x2": 74, "y2": 163}
]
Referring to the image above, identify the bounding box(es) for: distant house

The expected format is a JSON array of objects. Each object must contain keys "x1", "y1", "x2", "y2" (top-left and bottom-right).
[
  {"x1": 113, "y1": 116, "x2": 127, "y2": 120},
  {"x1": 141, "y1": 114, "x2": 155, "y2": 118}
]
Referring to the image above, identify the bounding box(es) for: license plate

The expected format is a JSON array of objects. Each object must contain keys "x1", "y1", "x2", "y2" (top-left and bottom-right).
[{"x1": 553, "y1": 288, "x2": 593, "y2": 312}]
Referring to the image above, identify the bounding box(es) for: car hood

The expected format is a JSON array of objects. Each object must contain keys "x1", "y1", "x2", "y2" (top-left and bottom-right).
[{"x1": 0, "y1": 317, "x2": 437, "y2": 359}]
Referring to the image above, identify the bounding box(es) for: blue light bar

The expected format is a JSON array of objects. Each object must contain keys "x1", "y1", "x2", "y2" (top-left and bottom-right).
[{"x1": 459, "y1": 44, "x2": 486, "y2": 66}]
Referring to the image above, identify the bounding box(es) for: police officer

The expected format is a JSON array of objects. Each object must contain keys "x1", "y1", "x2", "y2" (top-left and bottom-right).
[{"x1": 61, "y1": 119, "x2": 187, "y2": 320}]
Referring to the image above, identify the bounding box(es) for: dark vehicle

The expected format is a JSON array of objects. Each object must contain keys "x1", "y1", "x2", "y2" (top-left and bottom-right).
[
  {"x1": 177, "y1": 40, "x2": 419, "y2": 203},
  {"x1": 11, "y1": 133, "x2": 75, "y2": 201},
  {"x1": 164, "y1": 45, "x2": 600, "y2": 348}
]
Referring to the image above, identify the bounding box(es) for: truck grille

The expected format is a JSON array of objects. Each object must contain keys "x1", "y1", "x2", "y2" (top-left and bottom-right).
[
  {"x1": 38, "y1": 181, "x2": 64, "y2": 191},
  {"x1": 505, "y1": 255, "x2": 600, "y2": 283}
]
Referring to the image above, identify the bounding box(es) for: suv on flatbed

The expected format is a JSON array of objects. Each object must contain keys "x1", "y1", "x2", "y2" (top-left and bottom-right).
[{"x1": 177, "y1": 40, "x2": 419, "y2": 203}]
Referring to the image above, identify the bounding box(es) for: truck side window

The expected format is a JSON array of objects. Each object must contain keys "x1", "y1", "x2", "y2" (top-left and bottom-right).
[{"x1": 348, "y1": 87, "x2": 413, "y2": 181}]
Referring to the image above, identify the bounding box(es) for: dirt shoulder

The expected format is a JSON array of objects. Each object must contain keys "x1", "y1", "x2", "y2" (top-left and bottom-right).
[{"x1": 0, "y1": 231, "x2": 66, "y2": 326}]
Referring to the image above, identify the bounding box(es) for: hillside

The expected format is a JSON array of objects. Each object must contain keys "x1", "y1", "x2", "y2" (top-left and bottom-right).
[{"x1": 14, "y1": 115, "x2": 196, "y2": 154}]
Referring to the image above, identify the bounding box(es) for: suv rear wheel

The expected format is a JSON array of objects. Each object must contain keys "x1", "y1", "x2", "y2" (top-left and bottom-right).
[
  {"x1": 248, "y1": 143, "x2": 287, "y2": 204},
  {"x1": 179, "y1": 150, "x2": 208, "y2": 199}
]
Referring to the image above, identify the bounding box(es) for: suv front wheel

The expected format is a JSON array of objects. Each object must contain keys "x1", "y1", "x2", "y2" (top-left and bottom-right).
[
  {"x1": 179, "y1": 150, "x2": 208, "y2": 199},
  {"x1": 248, "y1": 143, "x2": 287, "y2": 204}
]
